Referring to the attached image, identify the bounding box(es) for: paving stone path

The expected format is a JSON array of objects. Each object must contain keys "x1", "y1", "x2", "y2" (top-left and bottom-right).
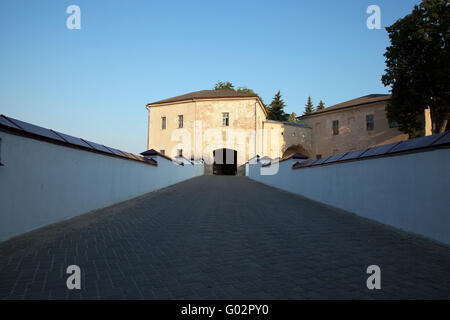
[{"x1": 0, "y1": 175, "x2": 449, "y2": 299}]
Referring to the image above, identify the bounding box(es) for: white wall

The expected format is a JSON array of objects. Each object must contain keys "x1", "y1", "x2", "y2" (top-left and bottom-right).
[
  {"x1": 249, "y1": 148, "x2": 450, "y2": 245},
  {"x1": 0, "y1": 131, "x2": 203, "y2": 242}
]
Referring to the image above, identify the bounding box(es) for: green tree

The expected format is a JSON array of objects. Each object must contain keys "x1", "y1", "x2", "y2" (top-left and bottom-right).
[
  {"x1": 267, "y1": 91, "x2": 288, "y2": 121},
  {"x1": 213, "y1": 82, "x2": 257, "y2": 95},
  {"x1": 381, "y1": 0, "x2": 450, "y2": 137},
  {"x1": 214, "y1": 81, "x2": 235, "y2": 90},
  {"x1": 286, "y1": 112, "x2": 298, "y2": 123},
  {"x1": 316, "y1": 100, "x2": 325, "y2": 112},
  {"x1": 236, "y1": 86, "x2": 257, "y2": 95},
  {"x1": 303, "y1": 96, "x2": 314, "y2": 115}
]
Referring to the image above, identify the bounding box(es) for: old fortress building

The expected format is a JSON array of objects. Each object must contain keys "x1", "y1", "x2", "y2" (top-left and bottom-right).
[{"x1": 146, "y1": 90, "x2": 408, "y2": 174}]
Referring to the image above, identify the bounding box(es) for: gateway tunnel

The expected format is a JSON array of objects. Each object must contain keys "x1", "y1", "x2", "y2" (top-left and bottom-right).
[{"x1": 213, "y1": 148, "x2": 237, "y2": 175}]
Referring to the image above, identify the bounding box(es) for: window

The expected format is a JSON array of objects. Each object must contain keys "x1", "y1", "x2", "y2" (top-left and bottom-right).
[
  {"x1": 178, "y1": 115, "x2": 183, "y2": 128},
  {"x1": 389, "y1": 120, "x2": 398, "y2": 128},
  {"x1": 161, "y1": 117, "x2": 166, "y2": 130},
  {"x1": 316, "y1": 154, "x2": 322, "y2": 159},
  {"x1": 177, "y1": 149, "x2": 183, "y2": 157},
  {"x1": 332, "y1": 120, "x2": 339, "y2": 135},
  {"x1": 366, "y1": 114, "x2": 374, "y2": 131},
  {"x1": 222, "y1": 112, "x2": 229, "y2": 126},
  {"x1": 160, "y1": 149, "x2": 165, "y2": 155}
]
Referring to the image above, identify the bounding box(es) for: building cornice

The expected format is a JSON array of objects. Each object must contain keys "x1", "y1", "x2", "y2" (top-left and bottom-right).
[
  {"x1": 298, "y1": 98, "x2": 390, "y2": 120},
  {"x1": 146, "y1": 96, "x2": 267, "y2": 117}
]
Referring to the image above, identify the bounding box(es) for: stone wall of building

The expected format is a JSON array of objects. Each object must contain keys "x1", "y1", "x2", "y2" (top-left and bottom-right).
[
  {"x1": 262, "y1": 120, "x2": 312, "y2": 159},
  {"x1": 301, "y1": 100, "x2": 408, "y2": 159},
  {"x1": 147, "y1": 97, "x2": 267, "y2": 165}
]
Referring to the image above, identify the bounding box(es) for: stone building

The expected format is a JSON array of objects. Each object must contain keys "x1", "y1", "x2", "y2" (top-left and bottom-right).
[
  {"x1": 145, "y1": 90, "x2": 407, "y2": 174},
  {"x1": 146, "y1": 89, "x2": 311, "y2": 174},
  {"x1": 298, "y1": 94, "x2": 408, "y2": 159}
]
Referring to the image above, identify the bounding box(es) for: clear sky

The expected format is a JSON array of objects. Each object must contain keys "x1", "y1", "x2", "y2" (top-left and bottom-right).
[{"x1": 0, "y1": 0, "x2": 421, "y2": 154}]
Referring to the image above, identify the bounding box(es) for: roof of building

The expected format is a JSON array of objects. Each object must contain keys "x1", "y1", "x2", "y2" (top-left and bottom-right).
[
  {"x1": 299, "y1": 94, "x2": 391, "y2": 118},
  {"x1": 147, "y1": 89, "x2": 260, "y2": 106}
]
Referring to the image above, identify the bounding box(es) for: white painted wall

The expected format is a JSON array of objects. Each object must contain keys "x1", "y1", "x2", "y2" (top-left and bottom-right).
[
  {"x1": 0, "y1": 131, "x2": 203, "y2": 242},
  {"x1": 249, "y1": 148, "x2": 450, "y2": 245}
]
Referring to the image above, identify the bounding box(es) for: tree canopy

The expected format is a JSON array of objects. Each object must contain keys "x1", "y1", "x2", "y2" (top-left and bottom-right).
[
  {"x1": 213, "y1": 81, "x2": 265, "y2": 110},
  {"x1": 286, "y1": 112, "x2": 298, "y2": 123},
  {"x1": 316, "y1": 100, "x2": 325, "y2": 112},
  {"x1": 214, "y1": 81, "x2": 235, "y2": 91},
  {"x1": 267, "y1": 91, "x2": 288, "y2": 121},
  {"x1": 303, "y1": 96, "x2": 314, "y2": 115},
  {"x1": 381, "y1": 0, "x2": 450, "y2": 137},
  {"x1": 213, "y1": 81, "x2": 257, "y2": 95}
]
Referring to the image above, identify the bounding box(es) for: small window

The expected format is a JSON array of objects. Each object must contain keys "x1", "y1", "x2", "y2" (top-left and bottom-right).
[
  {"x1": 389, "y1": 120, "x2": 398, "y2": 128},
  {"x1": 161, "y1": 117, "x2": 166, "y2": 130},
  {"x1": 178, "y1": 115, "x2": 183, "y2": 128},
  {"x1": 316, "y1": 154, "x2": 322, "y2": 159},
  {"x1": 332, "y1": 120, "x2": 339, "y2": 135},
  {"x1": 222, "y1": 112, "x2": 229, "y2": 126},
  {"x1": 366, "y1": 114, "x2": 374, "y2": 131},
  {"x1": 177, "y1": 149, "x2": 183, "y2": 157},
  {"x1": 160, "y1": 149, "x2": 165, "y2": 155}
]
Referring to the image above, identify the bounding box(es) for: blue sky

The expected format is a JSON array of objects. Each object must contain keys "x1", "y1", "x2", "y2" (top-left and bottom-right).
[{"x1": 0, "y1": 0, "x2": 420, "y2": 154}]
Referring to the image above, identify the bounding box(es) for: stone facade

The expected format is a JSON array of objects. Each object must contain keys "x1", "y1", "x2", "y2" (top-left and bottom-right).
[
  {"x1": 262, "y1": 120, "x2": 312, "y2": 159},
  {"x1": 146, "y1": 91, "x2": 311, "y2": 166},
  {"x1": 146, "y1": 91, "x2": 408, "y2": 166},
  {"x1": 299, "y1": 95, "x2": 408, "y2": 159}
]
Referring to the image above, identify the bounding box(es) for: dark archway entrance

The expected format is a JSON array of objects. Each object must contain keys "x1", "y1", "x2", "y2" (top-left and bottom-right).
[
  {"x1": 282, "y1": 145, "x2": 310, "y2": 159},
  {"x1": 213, "y1": 148, "x2": 237, "y2": 175}
]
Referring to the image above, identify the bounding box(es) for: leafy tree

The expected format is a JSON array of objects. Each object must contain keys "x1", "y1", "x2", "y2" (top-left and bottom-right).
[
  {"x1": 381, "y1": 0, "x2": 450, "y2": 137},
  {"x1": 213, "y1": 81, "x2": 266, "y2": 109},
  {"x1": 214, "y1": 81, "x2": 235, "y2": 90},
  {"x1": 286, "y1": 112, "x2": 298, "y2": 123},
  {"x1": 267, "y1": 91, "x2": 288, "y2": 121},
  {"x1": 236, "y1": 86, "x2": 257, "y2": 95},
  {"x1": 316, "y1": 100, "x2": 325, "y2": 112},
  {"x1": 303, "y1": 96, "x2": 314, "y2": 115},
  {"x1": 213, "y1": 82, "x2": 257, "y2": 94}
]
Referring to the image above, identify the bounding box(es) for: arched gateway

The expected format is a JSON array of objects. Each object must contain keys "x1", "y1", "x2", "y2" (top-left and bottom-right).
[
  {"x1": 282, "y1": 145, "x2": 310, "y2": 159},
  {"x1": 213, "y1": 148, "x2": 237, "y2": 175}
]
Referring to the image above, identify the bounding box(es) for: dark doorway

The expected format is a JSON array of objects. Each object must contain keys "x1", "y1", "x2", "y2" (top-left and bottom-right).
[{"x1": 213, "y1": 148, "x2": 237, "y2": 175}]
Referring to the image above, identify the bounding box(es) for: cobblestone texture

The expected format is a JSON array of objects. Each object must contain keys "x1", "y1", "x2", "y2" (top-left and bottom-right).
[{"x1": 0, "y1": 176, "x2": 449, "y2": 299}]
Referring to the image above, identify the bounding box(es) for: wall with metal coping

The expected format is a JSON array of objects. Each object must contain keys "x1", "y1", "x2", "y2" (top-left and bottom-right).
[
  {"x1": 0, "y1": 117, "x2": 203, "y2": 242},
  {"x1": 248, "y1": 133, "x2": 450, "y2": 245}
]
